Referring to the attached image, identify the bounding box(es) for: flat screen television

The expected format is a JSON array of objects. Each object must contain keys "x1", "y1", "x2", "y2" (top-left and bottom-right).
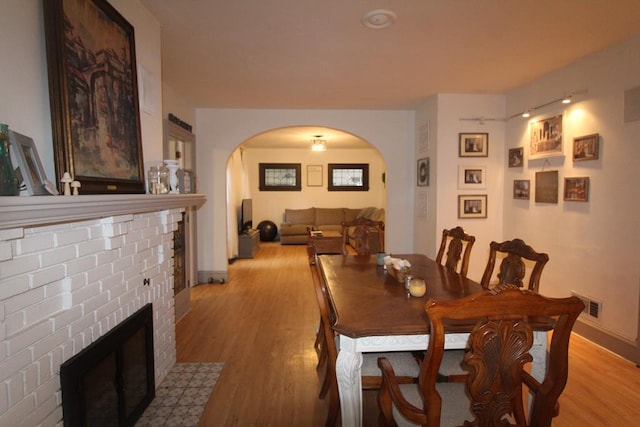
[{"x1": 240, "y1": 198, "x2": 253, "y2": 233}]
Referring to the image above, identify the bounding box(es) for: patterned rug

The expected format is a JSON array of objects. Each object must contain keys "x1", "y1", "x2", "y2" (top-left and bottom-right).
[{"x1": 136, "y1": 362, "x2": 224, "y2": 427}]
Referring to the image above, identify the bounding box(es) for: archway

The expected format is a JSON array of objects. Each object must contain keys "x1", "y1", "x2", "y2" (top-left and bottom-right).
[{"x1": 225, "y1": 125, "x2": 387, "y2": 260}]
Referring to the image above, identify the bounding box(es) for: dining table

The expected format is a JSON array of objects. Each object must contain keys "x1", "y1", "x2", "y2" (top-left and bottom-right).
[{"x1": 317, "y1": 253, "x2": 549, "y2": 427}]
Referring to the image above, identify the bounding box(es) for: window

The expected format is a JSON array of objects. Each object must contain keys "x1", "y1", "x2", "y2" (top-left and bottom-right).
[
  {"x1": 259, "y1": 163, "x2": 301, "y2": 191},
  {"x1": 328, "y1": 163, "x2": 369, "y2": 191}
]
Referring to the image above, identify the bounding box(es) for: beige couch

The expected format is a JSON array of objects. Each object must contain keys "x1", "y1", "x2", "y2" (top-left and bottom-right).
[{"x1": 279, "y1": 207, "x2": 385, "y2": 250}]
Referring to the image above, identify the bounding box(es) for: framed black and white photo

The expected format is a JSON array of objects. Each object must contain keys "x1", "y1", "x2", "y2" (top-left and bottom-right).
[
  {"x1": 529, "y1": 115, "x2": 563, "y2": 158},
  {"x1": 458, "y1": 195, "x2": 487, "y2": 219},
  {"x1": 9, "y1": 130, "x2": 57, "y2": 195},
  {"x1": 417, "y1": 157, "x2": 429, "y2": 186},
  {"x1": 459, "y1": 133, "x2": 488, "y2": 157},
  {"x1": 564, "y1": 177, "x2": 589, "y2": 201},
  {"x1": 513, "y1": 180, "x2": 530, "y2": 200},
  {"x1": 573, "y1": 134, "x2": 599, "y2": 162},
  {"x1": 508, "y1": 147, "x2": 524, "y2": 167},
  {"x1": 458, "y1": 165, "x2": 486, "y2": 189}
]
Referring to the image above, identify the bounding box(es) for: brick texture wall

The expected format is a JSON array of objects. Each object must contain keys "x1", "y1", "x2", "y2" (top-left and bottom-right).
[{"x1": 0, "y1": 209, "x2": 182, "y2": 427}]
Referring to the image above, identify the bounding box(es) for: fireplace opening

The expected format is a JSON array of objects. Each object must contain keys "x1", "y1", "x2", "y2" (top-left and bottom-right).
[{"x1": 60, "y1": 304, "x2": 155, "y2": 427}]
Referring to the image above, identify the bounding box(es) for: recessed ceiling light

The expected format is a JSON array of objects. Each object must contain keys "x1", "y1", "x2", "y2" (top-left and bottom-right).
[{"x1": 361, "y1": 9, "x2": 397, "y2": 29}]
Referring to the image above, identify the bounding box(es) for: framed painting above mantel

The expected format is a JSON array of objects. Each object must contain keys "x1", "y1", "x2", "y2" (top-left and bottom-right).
[{"x1": 43, "y1": 0, "x2": 145, "y2": 194}]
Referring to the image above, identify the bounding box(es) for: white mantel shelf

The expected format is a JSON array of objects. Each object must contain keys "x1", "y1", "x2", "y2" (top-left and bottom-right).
[{"x1": 0, "y1": 193, "x2": 206, "y2": 230}]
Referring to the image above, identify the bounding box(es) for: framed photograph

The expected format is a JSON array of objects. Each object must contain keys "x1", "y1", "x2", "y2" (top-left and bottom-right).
[
  {"x1": 573, "y1": 134, "x2": 599, "y2": 162},
  {"x1": 508, "y1": 147, "x2": 524, "y2": 167},
  {"x1": 417, "y1": 157, "x2": 429, "y2": 186},
  {"x1": 177, "y1": 169, "x2": 194, "y2": 194},
  {"x1": 513, "y1": 180, "x2": 530, "y2": 200},
  {"x1": 259, "y1": 163, "x2": 302, "y2": 191},
  {"x1": 535, "y1": 170, "x2": 559, "y2": 203},
  {"x1": 529, "y1": 114, "x2": 563, "y2": 158},
  {"x1": 307, "y1": 165, "x2": 323, "y2": 187},
  {"x1": 43, "y1": 0, "x2": 145, "y2": 194},
  {"x1": 458, "y1": 195, "x2": 487, "y2": 219},
  {"x1": 458, "y1": 165, "x2": 486, "y2": 189},
  {"x1": 564, "y1": 177, "x2": 589, "y2": 201},
  {"x1": 9, "y1": 130, "x2": 58, "y2": 195},
  {"x1": 459, "y1": 133, "x2": 488, "y2": 157}
]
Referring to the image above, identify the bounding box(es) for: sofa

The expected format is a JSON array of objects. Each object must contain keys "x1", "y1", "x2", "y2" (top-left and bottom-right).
[{"x1": 279, "y1": 207, "x2": 385, "y2": 251}]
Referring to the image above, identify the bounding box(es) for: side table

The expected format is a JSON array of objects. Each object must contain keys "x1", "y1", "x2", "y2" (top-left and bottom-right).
[{"x1": 238, "y1": 229, "x2": 260, "y2": 258}]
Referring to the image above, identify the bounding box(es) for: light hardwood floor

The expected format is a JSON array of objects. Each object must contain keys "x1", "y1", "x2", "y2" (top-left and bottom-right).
[{"x1": 176, "y1": 242, "x2": 640, "y2": 426}]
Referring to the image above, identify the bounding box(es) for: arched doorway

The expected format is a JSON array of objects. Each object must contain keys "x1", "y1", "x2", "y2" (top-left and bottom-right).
[{"x1": 225, "y1": 125, "x2": 387, "y2": 260}]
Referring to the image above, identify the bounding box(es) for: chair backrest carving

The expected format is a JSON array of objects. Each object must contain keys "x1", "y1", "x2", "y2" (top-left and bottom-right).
[
  {"x1": 435, "y1": 226, "x2": 475, "y2": 278},
  {"x1": 420, "y1": 285, "x2": 583, "y2": 427},
  {"x1": 341, "y1": 218, "x2": 384, "y2": 255},
  {"x1": 480, "y1": 238, "x2": 549, "y2": 292}
]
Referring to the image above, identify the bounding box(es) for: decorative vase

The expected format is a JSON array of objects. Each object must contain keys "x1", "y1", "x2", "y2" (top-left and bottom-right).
[
  {"x1": 0, "y1": 124, "x2": 19, "y2": 196},
  {"x1": 164, "y1": 160, "x2": 179, "y2": 193}
]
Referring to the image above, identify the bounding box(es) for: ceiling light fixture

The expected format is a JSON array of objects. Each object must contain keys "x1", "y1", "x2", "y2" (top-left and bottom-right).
[
  {"x1": 361, "y1": 9, "x2": 397, "y2": 29},
  {"x1": 508, "y1": 89, "x2": 587, "y2": 119},
  {"x1": 311, "y1": 135, "x2": 327, "y2": 152},
  {"x1": 522, "y1": 110, "x2": 531, "y2": 118}
]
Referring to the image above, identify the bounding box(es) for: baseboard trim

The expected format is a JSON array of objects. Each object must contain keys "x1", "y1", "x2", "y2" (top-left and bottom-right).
[{"x1": 573, "y1": 319, "x2": 639, "y2": 365}]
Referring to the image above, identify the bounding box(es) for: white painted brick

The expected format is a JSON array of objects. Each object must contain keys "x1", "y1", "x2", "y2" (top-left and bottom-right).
[
  {"x1": 76, "y1": 237, "x2": 107, "y2": 256},
  {"x1": 95, "y1": 298, "x2": 120, "y2": 323},
  {"x1": 4, "y1": 311, "x2": 25, "y2": 337},
  {"x1": 25, "y1": 222, "x2": 70, "y2": 235},
  {"x1": 53, "y1": 227, "x2": 90, "y2": 247},
  {"x1": 0, "y1": 274, "x2": 29, "y2": 300},
  {"x1": 0, "y1": 255, "x2": 39, "y2": 280},
  {"x1": 104, "y1": 234, "x2": 125, "y2": 250},
  {"x1": 30, "y1": 265, "x2": 66, "y2": 289},
  {"x1": 43, "y1": 280, "x2": 65, "y2": 300},
  {"x1": 86, "y1": 263, "x2": 113, "y2": 284},
  {"x1": 6, "y1": 321, "x2": 53, "y2": 357},
  {"x1": 51, "y1": 305, "x2": 81, "y2": 331},
  {"x1": 101, "y1": 213, "x2": 133, "y2": 224},
  {"x1": 65, "y1": 255, "x2": 97, "y2": 276},
  {"x1": 0, "y1": 241, "x2": 13, "y2": 261},
  {"x1": 112, "y1": 254, "x2": 133, "y2": 273},
  {"x1": 81, "y1": 292, "x2": 111, "y2": 317},
  {"x1": 68, "y1": 313, "x2": 98, "y2": 340},
  {"x1": 15, "y1": 233, "x2": 55, "y2": 255},
  {"x1": 31, "y1": 329, "x2": 68, "y2": 362},
  {"x1": 0, "y1": 349, "x2": 32, "y2": 382},
  {"x1": 96, "y1": 248, "x2": 119, "y2": 265},
  {"x1": 124, "y1": 228, "x2": 143, "y2": 244},
  {"x1": 101, "y1": 221, "x2": 129, "y2": 237},
  {"x1": 69, "y1": 282, "x2": 101, "y2": 307},
  {"x1": 0, "y1": 381, "x2": 7, "y2": 413},
  {"x1": 36, "y1": 353, "x2": 53, "y2": 386},
  {"x1": 7, "y1": 372, "x2": 24, "y2": 407},
  {"x1": 38, "y1": 246, "x2": 77, "y2": 269},
  {"x1": 0, "y1": 394, "x2": 35, "y2": 427},
  {"x1": 24, "y1": 295, "x2": 65, "y2": 328},
  {"x1": 25, "y1": 393, "x2": 60, "y2": 427},
  {"x1": 87, "y1": 223, "x2": 105, "y2": 239},
  {"x1": 0, "y1": 228, "x2": 24, "y2": 241},
  {"x1": 23, "y1": 363, "x2": 38, "y2": 395},
  {"x1": 4, "y1": 287, "x2": 45, "y2": 315},
  {"x1": 64, "y1": 273, "x2": 87, "y2": 293}
]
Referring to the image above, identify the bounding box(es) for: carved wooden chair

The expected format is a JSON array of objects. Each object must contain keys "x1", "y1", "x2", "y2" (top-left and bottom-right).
[
  {"x1": 341, "y1": 218, "x2": 384, "y2": 255},
  {"x1": 435, "y1": 226, "x2": 476, "y2": 278},
  {"x1": 377, "y1": 285, "x2": 584, "y2": 427},
  {"x1": 480, "y1": 238, "x2": 549, "y2": 292},
  {"x1": 309, "y1": 256, "x2": 419, "y2": 426}
]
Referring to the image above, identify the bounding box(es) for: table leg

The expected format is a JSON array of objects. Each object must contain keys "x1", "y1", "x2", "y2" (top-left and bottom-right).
[{"x1": 336, "y1": 335, "x2": 363, "y2": 427}]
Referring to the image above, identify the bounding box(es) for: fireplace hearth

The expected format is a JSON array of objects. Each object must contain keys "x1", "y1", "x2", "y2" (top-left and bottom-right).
[{"x1": 60, "y1": 304, "x2": 155, "y2": 427}]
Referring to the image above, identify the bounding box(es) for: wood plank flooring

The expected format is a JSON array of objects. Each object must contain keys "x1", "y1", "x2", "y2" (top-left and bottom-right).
[{"x1": 176, "y1": 242, "x2": 640, "y2": 426}]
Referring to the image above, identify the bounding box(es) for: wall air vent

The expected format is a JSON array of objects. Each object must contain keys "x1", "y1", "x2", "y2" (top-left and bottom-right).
[{"x1": 571, "y1": 291, "x2": 602, "y2": 320}]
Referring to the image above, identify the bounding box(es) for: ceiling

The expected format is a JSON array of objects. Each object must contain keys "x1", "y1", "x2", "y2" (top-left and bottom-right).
[{"x1": 141, "y1": 0, "x2": 640, "y2": 149}]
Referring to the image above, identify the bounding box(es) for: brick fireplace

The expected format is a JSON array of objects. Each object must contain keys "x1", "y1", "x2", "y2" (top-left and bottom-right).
[{"x1": 0, "y1": 194, "x2": 204, "y2": 426}]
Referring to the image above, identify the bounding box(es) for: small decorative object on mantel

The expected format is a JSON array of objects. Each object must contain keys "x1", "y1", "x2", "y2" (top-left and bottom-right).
[
  {"x1": 71, "y1": 181, "x2": 81, "y2": 195},
  {"x1": 164, "y1": 159, "x2": 180, "y2": 193},
  {"x1": 61, "y1": 172, "x2": 73, "y2": 196},
  {"x1": 384, "y1": 256, "x2": 412, "y2": 283},
  {"x1": 0, "y1": 124, "x2": 19, "y2": 196}
]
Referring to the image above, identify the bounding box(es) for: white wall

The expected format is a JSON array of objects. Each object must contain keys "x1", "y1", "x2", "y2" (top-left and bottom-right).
[
  {"x1": 414, "y1": 94, "x2": 507, "y2": 281},
  {"x1": 505, "y1": 34, "x2": 640, "y2": 342},
  {"x1": 241, "y1": 147, "x2": 385, "y2": 226},
  {"x1": 196, "y1": 109, "x2": 415, "y2": 274}
]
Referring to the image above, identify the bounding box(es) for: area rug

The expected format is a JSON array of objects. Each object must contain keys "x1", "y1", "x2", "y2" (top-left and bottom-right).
[{"x1": 135, "y1": 362, "x2": 224, "y2": 427}]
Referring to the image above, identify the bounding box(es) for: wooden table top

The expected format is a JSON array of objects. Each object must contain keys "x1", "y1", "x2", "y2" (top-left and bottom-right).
[{"x1": 318, "y1": 254, "x2": 484, "y2": 338}]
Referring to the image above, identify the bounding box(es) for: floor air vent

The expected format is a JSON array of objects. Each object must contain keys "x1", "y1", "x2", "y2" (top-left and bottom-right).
[{"x1": 571, "y1": 292, "x2": 602, "y2": 320}]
